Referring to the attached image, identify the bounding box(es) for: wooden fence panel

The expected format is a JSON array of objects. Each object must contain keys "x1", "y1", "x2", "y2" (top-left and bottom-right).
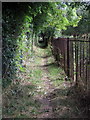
[{"x1": 51, "y1": 37, "x2": 90, "y2": 93}]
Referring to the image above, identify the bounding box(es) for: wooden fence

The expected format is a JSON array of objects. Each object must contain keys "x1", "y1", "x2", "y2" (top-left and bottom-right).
[{"x1": 51, "y1": 37, "x2": 90, "y2": 94}]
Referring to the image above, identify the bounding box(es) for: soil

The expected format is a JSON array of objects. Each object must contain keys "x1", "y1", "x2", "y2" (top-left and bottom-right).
[
  {"x1": 2, "y1": 50, "x2": 89, "y2": 119},
  {"x1": 36, "y1": 54, "x2": 88, "y2": 118}
]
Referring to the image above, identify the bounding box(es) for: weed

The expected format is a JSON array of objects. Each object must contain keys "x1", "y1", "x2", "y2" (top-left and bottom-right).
[{"x1": 48, "y1": 63, "x2": 65, "y2": 87}]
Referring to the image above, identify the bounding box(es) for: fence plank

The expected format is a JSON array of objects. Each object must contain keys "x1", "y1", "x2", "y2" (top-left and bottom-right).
[
  {"x1": 51, "y1": 37, "x2": 90, "y2": 93},
  {"x1": 67, "y1": 38, "x2": 70, "y2": 78}
]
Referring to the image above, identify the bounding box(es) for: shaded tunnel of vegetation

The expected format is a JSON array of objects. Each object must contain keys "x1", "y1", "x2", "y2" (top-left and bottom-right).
[
  {"x1": 2, "y1": 2, "x2": 90, "y2": 119},
  {"x1": 2, "y1": 2, "x2": 82, "y2": 87}
]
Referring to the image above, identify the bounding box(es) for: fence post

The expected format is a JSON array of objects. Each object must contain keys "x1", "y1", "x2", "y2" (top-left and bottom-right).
[
  {"x1": 64, "y1": 50, "x2": 66, "y2": 72},
  {"x1": 87, "y1": 38, "x2": 90, "y2": 95},
  {"x1": 80, "y1": 41, "x2": 82, "y2": 77},
  {"x1": 75, "y1": 40, "x2": 79, "y2": 86},
  {"x1": 70, "y1": 41, "x2": 74, "y2": 82},
  {"x1": 67, "y1": 38, "x2": 70, "y2": 78}
]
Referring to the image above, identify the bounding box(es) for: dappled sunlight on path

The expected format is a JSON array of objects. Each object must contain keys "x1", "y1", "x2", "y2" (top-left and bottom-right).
[{"x1": 3, "y1": 46, "x2": 88, "y2": 118}]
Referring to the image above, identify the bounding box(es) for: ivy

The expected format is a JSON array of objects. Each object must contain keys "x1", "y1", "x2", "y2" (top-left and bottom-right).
[{"x1": 2, "y1": 2, "x2": 81, "y2": 87}]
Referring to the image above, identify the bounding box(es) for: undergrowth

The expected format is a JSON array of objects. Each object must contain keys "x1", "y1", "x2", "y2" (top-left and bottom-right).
[{"x1": 47, "y1": 56, "x2": 66, "y2": 87}]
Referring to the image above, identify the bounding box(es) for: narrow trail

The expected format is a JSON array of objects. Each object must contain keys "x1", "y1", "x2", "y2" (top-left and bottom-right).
[
  {"x1": 40, "y1": 55, "x2": 55, "y2": 92},
  {"x1": 37, "y1": 54, "x2": 55, "y2": 118},
  {"x1": 36, "y1": 52, "x2": 87, "y2": 118},
  {"x1": 3, "y1": 47, "x2": 88, "y2": 118}
]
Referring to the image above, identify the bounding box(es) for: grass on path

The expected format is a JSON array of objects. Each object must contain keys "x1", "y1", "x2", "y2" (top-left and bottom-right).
[{"x1": 3, "y1": 45, "x2": 87, "y2": 118}]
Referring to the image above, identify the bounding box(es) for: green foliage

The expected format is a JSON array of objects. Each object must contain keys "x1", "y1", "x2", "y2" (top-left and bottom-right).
[
  {"x1": 48, "y1": 65, "x2": 65, "y2": 87},
  {"x1": 44, "y1": 44, "x2": 52, "y2": 56},
  {"x1": 30, "y1": 69, "x2": 42, "y2": 80},
  {"x1": 32, "y1": 2, "x2": 81, "y2": 36},
  {"x1": 2, "y1": 3, "x2": 30, "y2": 87},
  {"x1": 62, "y1": 2, "x2": 90, "y2": 36},
  {"x1": 2, "y1": 2, "x2": 81, "y2": 87}
]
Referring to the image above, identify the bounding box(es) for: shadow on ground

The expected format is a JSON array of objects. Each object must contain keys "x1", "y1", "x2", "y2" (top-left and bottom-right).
[
  {"x1": 37, "y1": 85, "x2": 89, "y2": 118},
  {"x1": 36, "y1": 55, "x2": 52, "y2": 58},
  {"x1": 35, "y1": 62, "x2": 59, "y2": 68},
  {"x1": 2, "y1": 83, "x2": 41, "y2": 118},
  {"x1": 3, "y1": 83, "x2": 89, "y2": 118}
]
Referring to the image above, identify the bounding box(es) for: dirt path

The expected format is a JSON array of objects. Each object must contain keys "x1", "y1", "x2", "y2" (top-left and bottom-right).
[
  {"x1": 36, "y1": 53, "x2": 87, "y2": 118},
  {"x1": 37, "y1": 55, "x2": 55, "y2": 118},
  {"x1": 3, "y1": 48, "x2": 88, "y2": 118}
]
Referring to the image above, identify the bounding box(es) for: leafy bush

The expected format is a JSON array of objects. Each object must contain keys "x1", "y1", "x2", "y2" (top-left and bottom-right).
[{"x1": 2, "y1": 2, "x2": 81, "y2": 87}]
